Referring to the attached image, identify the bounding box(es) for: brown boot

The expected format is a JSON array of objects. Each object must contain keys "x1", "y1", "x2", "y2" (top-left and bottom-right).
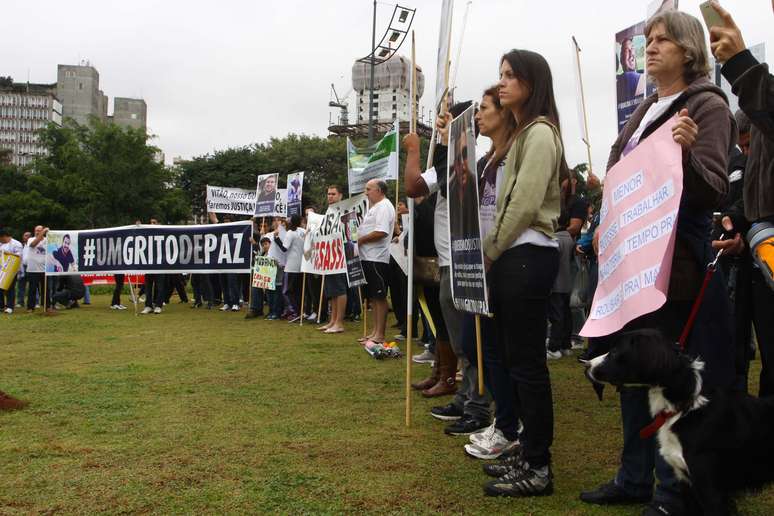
[
  {"x1": 411, "y1": 365, "x2": 438, "y2": 391},
  {"x1": 422, "y1": 339, "x2": 457, "y2": 398}
]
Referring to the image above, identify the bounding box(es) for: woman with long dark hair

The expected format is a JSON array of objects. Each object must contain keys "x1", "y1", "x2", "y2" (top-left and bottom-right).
[{"x1": 480, "y1": 49, "x2": 566, "y2": 497}]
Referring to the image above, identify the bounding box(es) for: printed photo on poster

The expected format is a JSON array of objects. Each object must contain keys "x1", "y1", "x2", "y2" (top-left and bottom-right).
[
  {"x1": 341, "y1": 209, "x2": 367, "y2": 287},
  {"x1": 446, "y1": 105, "x2": 489, "y2": 315},
  {"x1": 46, "y1": 231, "x2": 79, "y2": 273},
  {"x1": 255, "y1": 173, "x2": 279, "y2": 216},
  {"x1": 615, "y1": 22, "x2": 647, "y2": 131},
  {"x1": 286, "y1": 172, "x2": 304, "y2": 217}
]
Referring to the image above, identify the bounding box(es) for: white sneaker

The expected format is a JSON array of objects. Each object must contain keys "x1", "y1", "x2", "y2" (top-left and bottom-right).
[
  {"x1": 546, "y1": 350, "x2": 562, "y2": 360},
  {"x1": 110, "y1": 304, "x2": 120, "y2": 310},
  {"x1": 117, "y1": 304, "x2": 127, "y2": 310},
  {"x1": 141, "y1": 307, "x2": 153, "y2": 314},
  {"x1": 464, "y1": 427, "x2": 519, "y2": 460},
  {"x1": 305, "y1": 312, "x2": 317, "y2": 321},
  {"x1": 4, "y1": 308, "x2": 13, "y2": 314},
  {"x1": 220, "y1": 305, "x2": 230, "y2": 311},
  {"x1": 153, "y1": 307, "x2": 162, "y2": 314},
  {"x1": 231, "y1": 304, "x2": 240, "y2": 311},
  {"x1": 470, "y1": 420, "x2": 497, "y2": 445}
]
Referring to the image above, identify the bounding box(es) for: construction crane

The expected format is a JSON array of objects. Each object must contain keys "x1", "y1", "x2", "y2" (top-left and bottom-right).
[{"x1": 329, "y1": 84, "x2": 352, "y2": 126}]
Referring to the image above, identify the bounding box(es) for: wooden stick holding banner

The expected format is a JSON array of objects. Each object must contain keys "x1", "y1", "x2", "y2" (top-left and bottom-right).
[
  {"x1": 572, "y1": 36, "x2": 594, "y2": 175},
  {"x1": 127, "y1": 274, "x2": 138, "y2": 316},
  {"x1": 405, "y1": 30, "x2": 418, "y2": 427},
  {"x1": 475, "y1": 314, "x2": 484, "y2": 395},
  {"x1": 317, "y1": 275, "x2": 325, "y2": 324},
  {"x1": 299, "y1": 272, "x2": 306, "y2": 326},
  {"x1": 359, "y1": 286, "x2": 366, "y2": 338}
]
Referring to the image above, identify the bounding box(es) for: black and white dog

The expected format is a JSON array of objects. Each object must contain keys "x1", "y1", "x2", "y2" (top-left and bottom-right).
[{"x1": 584, "y1": 329, "x2": 774, "y2": 516}]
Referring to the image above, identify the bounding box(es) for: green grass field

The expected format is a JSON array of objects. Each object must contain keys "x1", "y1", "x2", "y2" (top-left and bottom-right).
[{"x1": 1, "y1": 294, "x2": 772, "y2": 514}]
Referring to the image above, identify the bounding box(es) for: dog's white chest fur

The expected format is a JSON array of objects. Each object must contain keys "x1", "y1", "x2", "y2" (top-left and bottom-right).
[{"x1": 657, "y1": 419, "x2": 690, "y2": 482}]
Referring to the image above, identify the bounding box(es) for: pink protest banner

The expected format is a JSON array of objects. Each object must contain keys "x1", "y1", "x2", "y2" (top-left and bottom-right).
[{"x1": 580, "y1": 117, "x2": 682, "y2": 337}]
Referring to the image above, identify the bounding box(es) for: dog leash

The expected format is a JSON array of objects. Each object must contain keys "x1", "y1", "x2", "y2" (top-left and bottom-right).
[
  {"x1": 676, "y1": 245, "x2": 725, "y2": 352},
  {"x1": 640, "y1": 245, "x2": 725, "y2": 440}
]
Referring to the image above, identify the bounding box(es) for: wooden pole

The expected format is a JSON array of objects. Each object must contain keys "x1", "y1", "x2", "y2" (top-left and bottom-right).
[
  {"x1": 406, "y1": 31, "x2": 418, "y2": 427},
  {"x1": 42, "y1": 272, "x2": 48, "y2": 312},
  {"x1": 573, "y1": 36, "x2": 593, "y2": 176},
  {"x1": 317, "y1": 275, "x2": 325, "y2": 324},
  {"x1": 475, "y1": 314, "x2": 484, "y2": 396},
  {"x1": 299, "y1": 272, "x2": 306, "y2": 326},
  {"x1": 359, "y1": 286, "x2": 366, "y2": 338}
]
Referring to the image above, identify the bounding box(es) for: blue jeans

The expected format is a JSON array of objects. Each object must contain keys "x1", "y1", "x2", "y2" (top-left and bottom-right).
[
  {"x1": 461, "y1": 313, "x2": 519, "y2": 440},
  {"x1": 615, "y1": 387, "x2": 682, "y2": 505},
  {"x1": 220, "y1": 273, "x2": 240, "y2": 306}
]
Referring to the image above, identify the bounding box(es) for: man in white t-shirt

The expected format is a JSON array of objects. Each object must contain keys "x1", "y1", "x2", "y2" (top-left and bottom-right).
[
  {"x1": 25, "y1": 226, "x2": 49, "y2": 311},
  {"x1": 358, "y1": 179, "x2": 396, "y2": 344},
  {"x1": 0, "y1": 228, "x2": 24, "y2": 314}
]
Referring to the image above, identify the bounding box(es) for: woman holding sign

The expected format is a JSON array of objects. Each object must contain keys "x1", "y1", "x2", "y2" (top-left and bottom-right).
[
  {"x1": 480, "y1": 50, "x2": 565, "y2": 498},
  {"x1": 579, "y1": 11, "x2": 736, "y2": 516}
]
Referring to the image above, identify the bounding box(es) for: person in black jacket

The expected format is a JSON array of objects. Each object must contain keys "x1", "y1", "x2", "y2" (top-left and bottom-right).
[{"x1": 710, "y1": 1, "x2": 774, "y2": 397}]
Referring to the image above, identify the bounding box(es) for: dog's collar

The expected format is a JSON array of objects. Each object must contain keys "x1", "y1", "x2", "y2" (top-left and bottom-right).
[{"x1": 639, "y1": 410, "x2": 678, "y2": 439}]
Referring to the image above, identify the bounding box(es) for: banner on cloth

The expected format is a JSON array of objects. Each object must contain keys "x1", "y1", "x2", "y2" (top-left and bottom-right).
[
  {"x1": 341, "y1": 209, "x2": 367, "y2": 287},
  {"x1": 252, "y1": 256, "x2": 277, "y2": 290},
  {"x1": 435, "y1": 0, "x2": 454, "y2": 111},
  {"x1": 46, "y1": 222, "x2": 252, "y2": 275},
  {"x1": 580, "y1": 117, "x2": 683, "y2": 337},
  {"x1": 301, "y1": 212, "x2": 324, "y2": 274},
  {"x1": 255, "y1": 173, "x2": 279, "y2": 216},
  {"x1": 347, "y1": 121, "x2": 399, "y2": 194},
  {"x1": 390, "y1": 213, "x2": 410, "y2": 276},
  {"x1": 82, "y1": 274, "x2": 144, "y2": 286},
  {"x1": 447, "y1": 105, "x2": 489, "y2": 316},
  {"x1": 205, "y1": 185, "x2": 256, "y2": 216},
  {"x1": 286, "y1": 172, "x2": 304, "y2": 217},
  {"x1": 0, "y1": 252, "x2": 21, "y2": 290},
  {"x1": 303, "y1": 195, "x2": 368, "y2": 275}
]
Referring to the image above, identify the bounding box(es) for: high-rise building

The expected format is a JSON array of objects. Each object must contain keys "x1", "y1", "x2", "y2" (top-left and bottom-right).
[
  {"x1": 352, "y1": 54, "x2": 424, "y2": 124},
  {"x1": 0, "y1": 82, "x2": 62, "y2": 166},
  {"x1": 56, "y1": 63, "x2": 107, "y2": 125},
  {"x1": 112, "y1": 97, "x2": 147, "y2": 131}
]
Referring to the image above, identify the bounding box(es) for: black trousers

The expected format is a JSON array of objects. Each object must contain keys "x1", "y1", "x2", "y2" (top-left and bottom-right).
[
  {"x1": 144, "y1": 274, "x2": 165, "y2": 309},
  {"x1": 547, "y1": 292, "x2": 572, "y2": 352},
  {"x1": 0, "y1": 276, "x2": 16, "y2": 309},
  {"x1": 490, "y1": 245, "x2": 559, "y2": 468},
  {"x1": 26, "y1": 272, "x2": 48, "y2": 309},
  {"x1": 166, "y1": 274, "x2": 189, "y2": 303},
  {"x1": 111, "y1": 274, "x2": 125, "y2": 306}
]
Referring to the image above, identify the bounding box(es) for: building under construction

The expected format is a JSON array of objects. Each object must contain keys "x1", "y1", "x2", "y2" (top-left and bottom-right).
[{"x1": 328, "y1": 54, "x2": 432, "y2": 139}]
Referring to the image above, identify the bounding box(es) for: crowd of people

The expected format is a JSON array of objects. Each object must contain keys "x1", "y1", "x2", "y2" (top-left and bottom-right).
[{"x1": 2, "y1": 3, "x2": 773, "y2": 514}]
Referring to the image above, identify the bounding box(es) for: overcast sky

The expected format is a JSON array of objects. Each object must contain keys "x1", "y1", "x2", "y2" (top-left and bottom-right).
[{"x1": 2, "y1": 0, "x2": 771, "y2": 172}]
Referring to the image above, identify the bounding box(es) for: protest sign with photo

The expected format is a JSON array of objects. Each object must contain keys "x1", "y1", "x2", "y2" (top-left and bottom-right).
[
  {"x1": 252, "y1": 256, "x2": 278, "y2": 290},
  {"x1": 341, "y1": 209, "x2": 366, "y2": 287},
  {"x1": 205, "y1": 185, "x2": 256, "y2": 216},
  {"x1": 0, "y1": 252, "x2": 21, "y2": 290},
  {"x1": 615, "y1": 22, "x2": 647, "y2": 132},
  {"x1": 347, "y1": 121, "x2": 399, "y2": 194},
  {"x1": 581, "y1": 118, "x2": 683, "y2": 337},
  {"x1": 255, "y1": 173, "x2": 279, "y2": 216},
  {"x1": 286, "y1": 172, "x2": 304, "y2": 217},
  {"x1": 446, "y1": 105, "x2": 488, "y2": 316},
  {"x1": 46, "y1": 222, "x2": 252, "y2": 275}
]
